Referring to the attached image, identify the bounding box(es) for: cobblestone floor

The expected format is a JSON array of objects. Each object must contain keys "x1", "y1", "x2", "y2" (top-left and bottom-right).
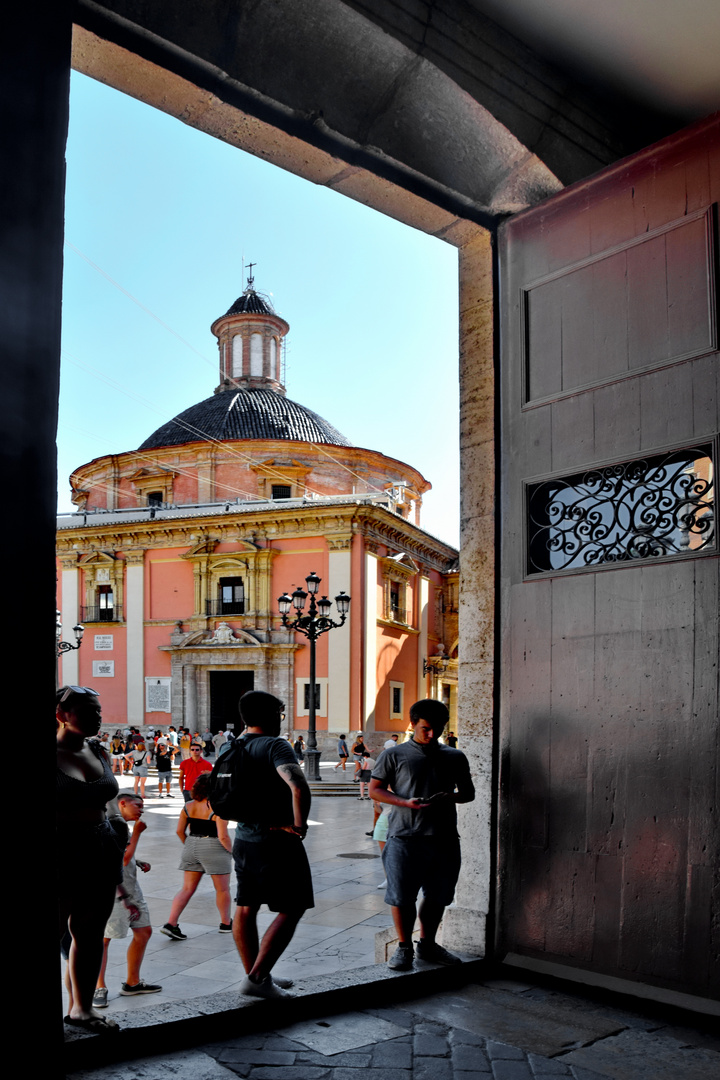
[
  {"x1": 199, "y1": 1008, "x2": 609, "y2": 1080},
  {"x1": 70, "y1": 981, "x2": 720, "y2": 1080}
]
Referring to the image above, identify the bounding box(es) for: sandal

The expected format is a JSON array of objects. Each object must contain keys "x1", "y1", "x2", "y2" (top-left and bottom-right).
[{"x1": 64, "y1": 1014, "x2": 119, "y2": 1034}]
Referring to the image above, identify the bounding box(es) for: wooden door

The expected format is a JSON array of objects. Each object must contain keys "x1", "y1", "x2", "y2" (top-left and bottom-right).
[{"x1": 497, "y1": 116, "x2": 719, "y2": 999}]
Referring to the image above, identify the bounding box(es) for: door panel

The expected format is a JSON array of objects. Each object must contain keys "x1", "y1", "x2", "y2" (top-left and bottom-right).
[{"x1": 497, "y1": 116, "x2": 719, "y2": 998}]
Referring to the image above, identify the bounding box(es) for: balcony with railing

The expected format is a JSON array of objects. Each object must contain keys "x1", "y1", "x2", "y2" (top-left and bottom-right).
[
  {"x1": 81, "y1": 605, "x2": 123, "y2": 623},
  {"x1": 206, "y1": 598, "x2": 246, "y2": 616},
  {"x1": 384, "y1": 603, "x2": 408, "y2": 625}
]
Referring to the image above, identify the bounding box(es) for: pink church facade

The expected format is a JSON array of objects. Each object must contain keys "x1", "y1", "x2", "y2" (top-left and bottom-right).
[{"x1": 57, "y1": 280, "x2": 458, "y2": 747}]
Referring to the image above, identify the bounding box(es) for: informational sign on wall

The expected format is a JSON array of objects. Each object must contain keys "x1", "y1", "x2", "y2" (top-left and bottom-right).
[
  {"x1": 94, "y1": 635, "x2": 114, "y2": 651},
  {"x1": 145, "y1": 677, "x2": 171, "y2": 713},
  {"x1": 92, "y1": 660, "x2": 115, "y2": 677}
]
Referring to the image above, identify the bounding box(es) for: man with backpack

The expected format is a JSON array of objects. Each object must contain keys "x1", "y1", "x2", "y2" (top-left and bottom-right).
[{"x1": 209, "y1": 690, "x2": 313, "y2": 999}]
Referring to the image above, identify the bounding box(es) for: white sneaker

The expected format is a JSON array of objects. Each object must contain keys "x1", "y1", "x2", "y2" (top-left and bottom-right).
[{"x1": 240, "y1": 975, "x2": 293, "y2": 999}]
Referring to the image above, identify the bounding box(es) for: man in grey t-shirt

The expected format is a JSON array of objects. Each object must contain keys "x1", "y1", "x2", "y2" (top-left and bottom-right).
[{"x1": 370, "y1": 699, "x2": 474, "y2": 971}]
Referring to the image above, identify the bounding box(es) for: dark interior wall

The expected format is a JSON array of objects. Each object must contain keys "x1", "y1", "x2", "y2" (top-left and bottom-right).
[{"x1": 1, "y1": 0, "x2": 73, "y2": 1047}]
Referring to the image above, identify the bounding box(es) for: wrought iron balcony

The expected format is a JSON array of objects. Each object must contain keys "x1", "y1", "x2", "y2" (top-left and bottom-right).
[
  {"x1": 81, "y1": 605, "x2": 123, "y2": 623},
  {"x1": 206, "y1": 599, "x2": 245, "y2": 616}
]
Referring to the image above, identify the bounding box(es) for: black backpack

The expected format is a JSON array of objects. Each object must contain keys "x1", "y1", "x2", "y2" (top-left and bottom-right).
[{"x1": 208, "y1": 735, "x2": 277, "y2": 822}]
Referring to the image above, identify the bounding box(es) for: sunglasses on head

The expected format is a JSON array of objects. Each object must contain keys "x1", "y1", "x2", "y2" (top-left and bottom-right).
[{"x1": 59, "y1": 685, "x2": 99, "y2": 703}]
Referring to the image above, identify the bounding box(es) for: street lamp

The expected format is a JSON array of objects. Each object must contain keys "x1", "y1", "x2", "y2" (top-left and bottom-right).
[
  {"x1": 278, "y1": 572, "x2": 350, "y2": 782},
  {"x1": 57, "y1": 611, "x2": 85, "y2": 657},
  {"x1": 423, "y1": 645, "x2": 449, "y2": 697},
  {"x1": 56, "y1": 611, "x2": 85, "y2": 688}
]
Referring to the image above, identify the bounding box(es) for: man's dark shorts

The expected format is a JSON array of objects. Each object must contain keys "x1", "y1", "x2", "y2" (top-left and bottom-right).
[
  {"x1": 382, "y1": 835, "x2": 461, "y2": 907},
  {"x1": 233, "y1": 831, "x2": 314, "y2": 912}
]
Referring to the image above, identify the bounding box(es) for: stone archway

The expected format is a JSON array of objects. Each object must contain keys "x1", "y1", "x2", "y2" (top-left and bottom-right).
[{"x1": 68, "y1": 2, "x2": 529, "y2": 951}]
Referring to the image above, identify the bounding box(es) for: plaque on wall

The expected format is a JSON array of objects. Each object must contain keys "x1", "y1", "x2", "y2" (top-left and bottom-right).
[
  {"x1": 92, "y1": 660, "x2": 115, "y2": 677},
  {"x1": 94, "y1": 634, "x2": 114, "y2": 651},
  {"x1": 145, "y1": 677, "x2": 171, "y2": 713}
]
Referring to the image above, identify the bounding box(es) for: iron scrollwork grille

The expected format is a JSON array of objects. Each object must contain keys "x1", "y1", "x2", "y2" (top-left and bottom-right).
[{"x1": 527, "y1": 444, "x2": 716, "y2": 575}]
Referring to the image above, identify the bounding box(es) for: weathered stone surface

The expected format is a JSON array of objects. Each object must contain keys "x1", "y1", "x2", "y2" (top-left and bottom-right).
[
  {"x1": 280, "y1": 1012, "x2": 409, "y2": 1055},
  {"x1": 401, "y1": 985, "x2": 628, "y2": 1059},
  {"x1": 562, "y1": 1028, "x2": 720, "y2": 1080},
  {"x1": 487, "y1": 1041, "x2": 527, "y2": 1060},
  {"x1": 413, "y1": 1032, "x2": 449, "y2": 1056},
  {"x1": 71, "y1": 1049, "x2": 238, "y2": 1080}
]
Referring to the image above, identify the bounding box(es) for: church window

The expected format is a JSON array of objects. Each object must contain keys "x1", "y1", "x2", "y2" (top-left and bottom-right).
[
  {"x1": 386, "y1": 583, "x2": 406, "y2": 623},
  {"x1": 271, "y1": 484, "x2": 292, "y2": 500},
  {"x1": 79, "y1": 584, "x2": 116, "y2": 623},
  {"x1": 390, "y1": 682, "x2": 404, "y2": 719},
  {"x1": 219, "y1": 577, "x2": 245, "y2": 615},
  {"x1": 295, "y1": 677, "x2": 328, "y2": 717},
  {"x1": 270, "y1": 337, "x2": 277, "y2": 379},
  {"x1": 147, "y1": 491, "x2": 163, "y2": 507},
  {"x1": 250, "y1": 333, "x2": 263, "y2": 376},
  {"x1": 232, "y1": 334, "x2": 243, "y2": 376},
  {"x1": 303, "y1": 683, "x2": 321, "y2": 711}
]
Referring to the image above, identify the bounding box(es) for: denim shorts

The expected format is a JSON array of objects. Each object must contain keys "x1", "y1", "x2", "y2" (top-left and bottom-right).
[{"x1": 381, "y1": 835, "x2": 461, "y2": 907}]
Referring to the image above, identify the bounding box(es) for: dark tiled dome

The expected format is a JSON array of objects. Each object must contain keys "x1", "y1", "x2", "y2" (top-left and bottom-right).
[
  {"x1": 223, "y1": 288, "x2": 276, "y2": 316},
  {"x1": 138, "y1": 388, "x2": 351, "y2": 450}
]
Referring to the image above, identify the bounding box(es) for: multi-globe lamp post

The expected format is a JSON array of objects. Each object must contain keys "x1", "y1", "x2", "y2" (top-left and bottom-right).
[{"x1": 278, "y1": 572, "x2": 350, "y2": 782}]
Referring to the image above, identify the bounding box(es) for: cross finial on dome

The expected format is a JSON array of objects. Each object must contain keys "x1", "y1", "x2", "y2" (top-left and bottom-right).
[{"x1": 246, "y1": 262, "x2": 256, "y2": 289}]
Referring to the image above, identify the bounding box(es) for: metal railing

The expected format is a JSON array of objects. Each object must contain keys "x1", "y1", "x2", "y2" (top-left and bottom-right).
[
  {"x1": 81, "y1": 605, "x2": 123, "y2": 623},
  {"x1": 206, "y1": 599, "x2": 245, "y2": 616}
]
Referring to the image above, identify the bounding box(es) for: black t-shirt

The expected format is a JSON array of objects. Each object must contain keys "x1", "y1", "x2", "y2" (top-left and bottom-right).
[{"x1": 234, "y1": 734, "x2": 299, "y2": 837}]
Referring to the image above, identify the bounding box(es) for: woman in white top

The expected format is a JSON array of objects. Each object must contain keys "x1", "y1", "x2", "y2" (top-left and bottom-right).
[{"x1": 126, "y1": 740, "x2": 149, "y2": 797}]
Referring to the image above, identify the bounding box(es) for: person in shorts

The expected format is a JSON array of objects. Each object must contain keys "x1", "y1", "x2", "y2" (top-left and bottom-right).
[
  {"x1": 155, "y1": 740, "x2": 175, "y2": 797},
  {"x1": 94, "y1": 793, "x2": 161, "y2": 1005},
  {"x1": 369, "y1": 699, "x2": 474, "y2": 972},
  {"x1": 126, "y1": 739, "x2": 149, "y2": 797},
  {"x1": 334, "y1": 734, "x2": 349, "y2": 771},
  {"x1": 231, "y1": 691, "x2": 313, "y2": 1000},
  {"x1": 357, "y1": 751, "x2": 375, "y2": 799}
]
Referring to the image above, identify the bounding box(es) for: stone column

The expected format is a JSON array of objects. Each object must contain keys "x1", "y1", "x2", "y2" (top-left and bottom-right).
[
  {"x1": 184, "y1": 663, "x2": 198, "y2": 730},
  {"x1": 59, "y1": 558, "x2": 80, "y2": 687},
  {"x1": 443, "y1": 227, "x2": 495, "y2": 956},
  {"x1": 417, "y1": 575, "x2": 429, "y2": 701},
  {"x1": 363, "y1": 548, "x2": 378, "y2": 732},
  {"x1": 125, "y1": 550, "x2": 145, "y2": 725},
  {"x1": 328, "y1": 539, "x2": 351, "y2": 729}
]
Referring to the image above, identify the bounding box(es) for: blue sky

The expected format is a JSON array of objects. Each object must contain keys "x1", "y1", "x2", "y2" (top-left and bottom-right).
[{"x1": 59, "y1": 72, "x2": 460, "y2": 546}]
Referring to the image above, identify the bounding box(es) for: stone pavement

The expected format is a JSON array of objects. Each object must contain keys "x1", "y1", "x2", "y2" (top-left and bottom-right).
[{"x1": 67, "y1": 969, "x2": 720, "y2": 1080}]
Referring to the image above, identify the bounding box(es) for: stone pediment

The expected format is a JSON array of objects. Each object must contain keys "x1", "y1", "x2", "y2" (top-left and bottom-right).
[
  {"x1": 381, "y1": 551, "x2": 420, "y2": 580},
  {"x1": 78, "y1": 551, "x2": 117, "y2": 567}
]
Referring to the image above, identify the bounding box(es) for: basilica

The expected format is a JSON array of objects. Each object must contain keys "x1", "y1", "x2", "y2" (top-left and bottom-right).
[{"x1": 57, "y1": 277, "x2": 459, "y2": 745}]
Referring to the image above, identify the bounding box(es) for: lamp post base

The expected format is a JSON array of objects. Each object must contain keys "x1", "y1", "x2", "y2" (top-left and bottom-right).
[{"x1": 304, "y1": 748, "x2": 322, "y2": 782}]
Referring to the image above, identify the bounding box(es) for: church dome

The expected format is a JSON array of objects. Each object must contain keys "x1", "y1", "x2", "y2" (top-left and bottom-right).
[{"x1": 138, "y1": 387, "x2": 351, "y2": 450}]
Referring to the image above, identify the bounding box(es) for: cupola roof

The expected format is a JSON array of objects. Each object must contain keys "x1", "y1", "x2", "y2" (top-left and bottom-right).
[
  {"x1": 138, "y1": 388, "x2": 351, "y2": 450},
  {"x1": 223, "y1": 286, "x2": 275, "y2": 316}
]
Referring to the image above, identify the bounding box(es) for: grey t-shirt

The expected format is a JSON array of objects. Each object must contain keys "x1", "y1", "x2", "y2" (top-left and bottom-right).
[{"x1": 371, "y1": 738, "x2": 473, "y2": 838}]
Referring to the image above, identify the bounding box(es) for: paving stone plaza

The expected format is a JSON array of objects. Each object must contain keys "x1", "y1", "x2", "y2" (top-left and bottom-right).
[{"x1": 64, "y1": 763, "x2": 719, "y2": 1079}]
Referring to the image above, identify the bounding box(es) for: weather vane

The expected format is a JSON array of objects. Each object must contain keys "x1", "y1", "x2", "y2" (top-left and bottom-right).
[{"x1": 246, "y1": 262, "x2": 256, "y2": 288}]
